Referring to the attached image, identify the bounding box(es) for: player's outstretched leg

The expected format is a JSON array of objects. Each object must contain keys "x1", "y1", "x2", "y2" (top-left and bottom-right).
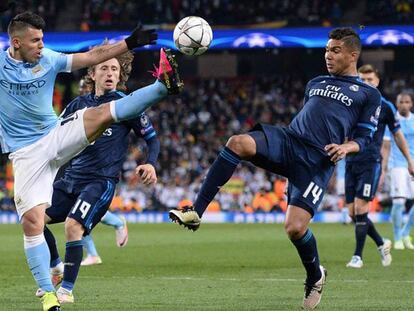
[
  {"x1": 151, "y1": 48, "x2": 184, "y2": 95},
  {"x1": 100, "y1": 48, "x2": 182, "y2": 127},
  {"x1": 169, "y1": 144, "x2": 242, "y2": 230},
  {"x1": 401, "y1": 206, "x2": 414, "y2": 249}
]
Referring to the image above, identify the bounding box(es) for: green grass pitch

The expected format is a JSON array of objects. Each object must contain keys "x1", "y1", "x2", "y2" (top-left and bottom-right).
[{"x1": 0, "y1": 223, "x2": 413, "y2": 310}]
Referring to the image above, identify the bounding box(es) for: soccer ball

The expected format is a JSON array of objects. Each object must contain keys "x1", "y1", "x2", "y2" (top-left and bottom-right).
[{"x1": 173, "y1": 16, "x2": 213, "y2": 56}]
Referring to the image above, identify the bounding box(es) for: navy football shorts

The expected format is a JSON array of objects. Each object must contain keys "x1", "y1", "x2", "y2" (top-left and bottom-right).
[
  {"x1": 248, "y1": 124, "x2": 335, "y2": 216},
  {"x1": 46, "y1": 178, "x2": 116, "y2": 235},
  {"x1": 345, "y1": 161, "x2": 381, "y2": 203}
]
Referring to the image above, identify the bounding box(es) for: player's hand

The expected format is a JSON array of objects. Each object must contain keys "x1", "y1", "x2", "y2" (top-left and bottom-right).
[
  {"x1": 125, "y1": 24, "x2": 157, "y2": 50},
  {"x1": 136, "y1": 164, "x2": 157, "y2": 185},
  {"x1": 0, "y1": 0, "x2": 11, "y2": 12},
  {"x1": 325, "y1": 143, "x2": 350, "y2": 163},
  {"x1": 408, "y1": 162, "x2": 414, "y2": 179}
]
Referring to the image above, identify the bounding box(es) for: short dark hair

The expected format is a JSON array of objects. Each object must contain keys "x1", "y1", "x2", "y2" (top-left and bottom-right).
[
  {"x1": 329, "y1": 27, "x2": 361, "y2": 52},
  {"x1": 8, "y1": 12, "x2": 45, "y2": 36},
  {"x1": 358, "y1": 64, "x2": 379, "y2": 78}
]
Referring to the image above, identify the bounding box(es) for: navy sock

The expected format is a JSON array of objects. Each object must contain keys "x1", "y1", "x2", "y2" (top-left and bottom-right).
[
  {"x1": 291, "y1": 229, "x2": 321, "y2": 285},
  {"x1": 194, "y1": 147, "x2": 240, "y2": 217},
  {"x1": 62, "y1": 240, "x2": 83, "y2": 291},
  {"x1": 44, "y1": 226, "x2": 60, "y2": 267},
  {"x1": 367, "y1": 217, "x2": 383, "y2": 247},
  {"x1": 354, "y1": 213, "x2": 369, "y2": 257}
]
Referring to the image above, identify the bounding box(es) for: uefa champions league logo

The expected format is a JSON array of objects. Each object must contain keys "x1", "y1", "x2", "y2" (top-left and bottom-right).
[
  {"x1": 365, "y1": 30, "x2": 414, "y2": 45},
  {"x1": 233, "y1": 33, "x2": 282, "y2": 48}
]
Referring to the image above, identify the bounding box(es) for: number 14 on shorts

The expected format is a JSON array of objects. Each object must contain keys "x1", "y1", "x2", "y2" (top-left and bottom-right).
[{"x1": 303, "y1": 181, "x2": 323, "y2": 204}]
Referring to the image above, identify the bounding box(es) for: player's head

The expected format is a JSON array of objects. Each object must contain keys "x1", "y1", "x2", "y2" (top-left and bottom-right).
[
  {"x1": 396, "y1": 92, "x2": 413, "y2": 117},
  {"x1": 8, "y1": 12, "x2": 45, "y2": 63},
  {"x1": 358, "y1": 64, "x2": 380, "y2": 88},
  {"x1": 84, "y1": 41, "x2": 134, "y2": 95},
  {"x1": 325, "y1": 27, "x2": 361, "y2": 76},
  {"x1": 78, "y1": 77, "x2": 92, "y2": 96}
]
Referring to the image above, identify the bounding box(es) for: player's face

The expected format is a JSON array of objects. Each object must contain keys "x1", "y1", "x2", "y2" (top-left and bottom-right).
[
  {"x1": 325, "y1": 39, "x2": 357, "y2": 76},
  {"x1": 12, "y1": 27, "x2": 44, "y2": 63},
  {"x1": 396, "y1": 94, "x2": 413, "y2": 116},
  {"x1": 359, "y1": 72, "x2": 380, "y2": 88},
  {"x1": 91, "y1": 58, "x2": 121, "y2": 94}
]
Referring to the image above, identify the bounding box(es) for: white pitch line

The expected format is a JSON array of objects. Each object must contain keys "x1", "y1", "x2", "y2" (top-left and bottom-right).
[{"x1": 4, "y1": 275, "x2": 414, "y2": 283}]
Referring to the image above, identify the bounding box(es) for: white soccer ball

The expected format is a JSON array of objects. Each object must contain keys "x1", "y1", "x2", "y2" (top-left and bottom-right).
[{"x1": 173, "y1": 16, "x2": 213, "y2": 56}]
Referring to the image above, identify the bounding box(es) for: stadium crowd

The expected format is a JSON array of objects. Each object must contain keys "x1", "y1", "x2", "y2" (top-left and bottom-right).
[
  {"x1": 1, "y1": 74, "x2": 413, "y2": 214},
  {"x1": 1, "y1": 0, "x2": 414, "y2": 32}
]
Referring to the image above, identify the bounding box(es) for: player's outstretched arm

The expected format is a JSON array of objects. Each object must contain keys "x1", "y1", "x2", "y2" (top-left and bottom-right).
[
  {"x1": 393, "y1": 129, "x2": 414, "y2": 177},
  {"x1": 71, "y1": 24, "x2": 157, "y2": 71}
]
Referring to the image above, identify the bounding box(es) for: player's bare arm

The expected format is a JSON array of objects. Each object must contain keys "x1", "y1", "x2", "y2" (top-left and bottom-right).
[
  {"x1": 71, "y1": 25, "x2": 157, "y2": 71},
  {"x1": 393, "y1": 129, "x2": 414, "y2": 177},
  {"x1": 325, "y1": 141, "x2": 360, "y2": 163}
]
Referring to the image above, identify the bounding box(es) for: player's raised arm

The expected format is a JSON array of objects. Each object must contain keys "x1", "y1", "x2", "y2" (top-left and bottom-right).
[{"x1": 71, "y1": 25, "x2": 157, "y2": 71}]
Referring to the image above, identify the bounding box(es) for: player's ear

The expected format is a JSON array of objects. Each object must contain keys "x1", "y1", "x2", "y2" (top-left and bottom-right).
[{"x1": 11, "y1": 36, "x2": 20, "y2": 49}]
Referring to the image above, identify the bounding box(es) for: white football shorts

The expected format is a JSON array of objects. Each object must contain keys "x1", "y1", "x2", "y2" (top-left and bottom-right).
[
  {"x1": 390, "y1": 166, "x2": 414, "y2": 199},
  {"x1": 9, "y1": 108, "x2": 89, "y2": 218}
]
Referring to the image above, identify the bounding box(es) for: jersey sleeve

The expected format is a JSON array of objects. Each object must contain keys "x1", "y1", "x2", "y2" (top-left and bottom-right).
[
  {"x1": 383, "y1": 126, "x2": 392, "y2": 141},
  {"x1": 351, "y1": 88, "x2": 382, "y2": 151},
  {"x1": 42, "y1": 48, "x2": 72, "y2": 73},
  {"x1": 383, "y1": 99, "x2": 400, "y2": 134},
  {"x1": 130, "y1": 113, "x2": 157, "y2": 141}
]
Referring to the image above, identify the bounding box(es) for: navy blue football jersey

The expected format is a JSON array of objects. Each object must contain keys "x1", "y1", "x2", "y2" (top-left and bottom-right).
[
  {"x1": 61, "y1": 91, "x2": 157, "y2": 181},
  {"x1": 287, "y1": 75, "x2": 381, "y2": 152},
  {"x1": 347, "y1": 96, "x2": 400, "y2": 162}
]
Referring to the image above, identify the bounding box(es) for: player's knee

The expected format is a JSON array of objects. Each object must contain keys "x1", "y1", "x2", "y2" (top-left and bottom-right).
[
  {"x1": 64, "y1": 218, "x2": 85, "y2": 241},
  {"x1": 226, "y1": 135, "x2": 255, "y2": 158},
  {"x1": 284, "y1": 221, "x2": 307, "y2": 240}
]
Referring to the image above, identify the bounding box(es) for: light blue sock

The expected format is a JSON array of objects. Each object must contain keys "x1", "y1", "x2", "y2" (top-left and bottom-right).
[
  {"x1": 82, "y1": 235, "x2": 99, "y2": 257},
  {"x1": 402, "y1": 206, "x2": 414, "y2": 238},
  {"x1": 101, "y1": 212, "x2": 124, "y2": 229},
  {"x1": 391, "y1": 201, "x2": 404, "y2": 241},
  {"x1": 24, "y1": 235, "x2": 54, "y2": 292},
  {"x1": 111, "y1": 80, "x2": 167, "y2": 121}
]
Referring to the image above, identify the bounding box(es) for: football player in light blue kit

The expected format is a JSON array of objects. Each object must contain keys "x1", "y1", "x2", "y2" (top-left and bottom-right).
[
  {"x1": 1, "y1": 11, "x2": 182, "y2": 311},
  {"x1": 383, "y1": 92, "x2": 414, "y2": 250}
]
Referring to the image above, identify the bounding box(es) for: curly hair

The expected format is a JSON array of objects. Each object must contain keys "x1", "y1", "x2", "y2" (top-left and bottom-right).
[{"x1": 84, "y1": 40, "x2": 134, "y2": 92}]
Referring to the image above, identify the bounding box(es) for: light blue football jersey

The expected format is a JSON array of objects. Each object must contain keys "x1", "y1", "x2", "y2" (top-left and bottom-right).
[
  {"x1": 0, "y1": 48, "x2": 72, "y2": 153},
  {"x1": 384, "y1": 112, "x2": 414, "y2": 169}
]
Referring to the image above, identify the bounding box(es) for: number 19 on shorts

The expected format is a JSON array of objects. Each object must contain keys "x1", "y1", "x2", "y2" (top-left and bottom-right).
[
  {"x1": 303, "y1": 181, "x2": 323, "y2": 205},
  {"x1": 72, "y1": 199, "x2": 91, "y2": 219}
]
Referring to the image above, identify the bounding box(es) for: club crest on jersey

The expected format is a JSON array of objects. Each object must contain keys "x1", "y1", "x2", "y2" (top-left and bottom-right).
[
  {"x1": 140, "y1": 114, "x2": 149, "y2": 127},
  {"x1": 32, "y1": 64, "x2": 43, "y2": 74},
  {"x1": 349, "y1": 84, "x2": 359, "y2": 92}
]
